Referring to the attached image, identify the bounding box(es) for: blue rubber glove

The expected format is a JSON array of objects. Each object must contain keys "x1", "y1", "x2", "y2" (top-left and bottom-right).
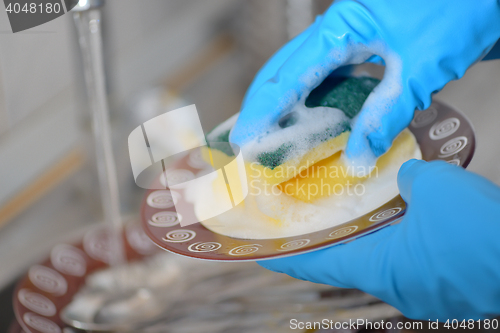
[
  {"x1": 230, "y1": 0, "x2": 500, "y2": 166},
  {"x1": 258, "y1": 160, "x2": 500, "y2": 321}
]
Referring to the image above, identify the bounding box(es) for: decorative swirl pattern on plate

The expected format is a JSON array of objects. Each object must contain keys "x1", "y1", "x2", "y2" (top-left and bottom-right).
[
  {"x1": 277, "y1": 239, "x2": 310, "y2": 251},
  {"x1": 29, "y1": 265, "x2": 67, "y2": 296},
  {"x1": 369, "y1": 207, "x2": 402, "y2": 222},
  {"x1": 439, "y1": 136, "x2": 468, "y2": 157},
  {"x1": 228, "y1": 244, "x2": 262, "y2": 256},
  {"x1": 188, "y1": 241, "x2": 222, "y2": 252},
  {"x1": 327, "y1": 226, "x2": 359, "y2": 239},
  {"x1": 147, "y1": 190, "x2": 179, "y2": 209},
  {"x1": 50, "y1": 244, "x2": 86, "y2": 277},
  {"x1": 23, "y1": 312, "x2": 61, "y2": 333},
  {"x1": 18, "y1": 289, "x2": 57, "y2": 317},
  {"x1": 83, "y1": 228, "x2": 113, "y2": 264},
  {"x1": 411, "y1": 108, "x2": 438, "y2": 128},
  {"x1": 163, "y1": 229, "x2": 196, "y2": 243},
  {"x1": 160, "y1": 169, "x2": 195, "y2": 187},
  {"x1": 429, "y1": 117, "x2": 460, "y2": 140},
  {"x1": 148, "y1": 211, "x2": 181, "y2": 227},
  {"x1": 446, "y1": 158, "x2": 461, "y2": 166}
]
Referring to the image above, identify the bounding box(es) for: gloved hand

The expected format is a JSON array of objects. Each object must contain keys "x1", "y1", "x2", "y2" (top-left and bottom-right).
[
  {"x1": 258, "y1": 160, "x2": 500, "y2": 321},
  {"x1": 230, "y1": 0, "x2": 500, "y2": 166}
]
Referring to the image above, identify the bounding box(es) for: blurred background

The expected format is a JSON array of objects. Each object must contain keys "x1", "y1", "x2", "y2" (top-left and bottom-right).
[{"x1": 0, "y1": 0, "x2": 499, "y2": 331}]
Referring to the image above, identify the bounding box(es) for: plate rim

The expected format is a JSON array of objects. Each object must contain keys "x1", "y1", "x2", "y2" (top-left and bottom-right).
[{"x1": 140, "y1": 99, "x2": 476, "y2": 262}]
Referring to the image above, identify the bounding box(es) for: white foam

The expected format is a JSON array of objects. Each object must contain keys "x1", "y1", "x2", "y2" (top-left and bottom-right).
[
  {"x1": 343, "y1": 43, "x2": 404, "y2": 169},
  {"x1": 241, "y1": 103, "x2": 350, "y2": 165}
]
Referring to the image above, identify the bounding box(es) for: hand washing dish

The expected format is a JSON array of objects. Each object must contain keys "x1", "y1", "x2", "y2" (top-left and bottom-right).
[
  {"x1": 207, "y1": 77, "x2": 382, "y2": 185},
  {"x1": 199, "y1": 77, "x2": 420, "y2": 239},
  {"x1": 141, "y1": 79, "x2": 475, "y2": 261}
]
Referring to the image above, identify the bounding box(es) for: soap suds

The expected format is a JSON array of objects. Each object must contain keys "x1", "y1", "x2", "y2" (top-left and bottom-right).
[{"x1": 242, "y1": 104, "x2": 350, "y2": 167}]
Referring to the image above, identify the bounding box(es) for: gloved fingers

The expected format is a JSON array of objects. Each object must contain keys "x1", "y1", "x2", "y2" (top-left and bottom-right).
[
  {"x1": 397, "y1": 159, "x2": 464, "y2": 204},
  {"x1": 230, "y1": 3, "x2": 377, "y2": 146},
  {"x1": 345, "y1": 66, "x2": 415, "y2": 164},
  {"x1": 241, "y1": 17, "x2": 322, "y2": 108},
  {"x1": 396, "y1": 159, "x2": 424, "y2": 203},
  {"x1": 258, "y1": 222, "x2": 400, "y2": 292}
]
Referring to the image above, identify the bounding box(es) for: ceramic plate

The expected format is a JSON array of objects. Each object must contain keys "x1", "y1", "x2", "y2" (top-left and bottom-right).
[
  {"x1": 141, "y1": 100, "x2": 475, "y2": 261},
  {"x1": 13, "y1": 223, "x2": 158, "y2": 333}
]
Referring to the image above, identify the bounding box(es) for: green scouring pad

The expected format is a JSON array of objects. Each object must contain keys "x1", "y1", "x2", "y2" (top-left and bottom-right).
[{"x1": 305, "y1": 76, "x2": 380, "y2": 118}]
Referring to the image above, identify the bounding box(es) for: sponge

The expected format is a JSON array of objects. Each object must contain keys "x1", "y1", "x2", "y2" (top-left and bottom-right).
[
  {"x1": 305, "y1": 76, "x2": 379, "y2": 118},
  {"x1": 206, "y1": 76, "x2": 380, "y2": 185},
  {"x1": 277, "y1": 129, "x2": 417, "y2": 202}
]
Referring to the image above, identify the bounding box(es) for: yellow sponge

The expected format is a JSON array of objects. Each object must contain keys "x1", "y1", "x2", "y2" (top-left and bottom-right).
[{"x1": 277, "y1": 129, "x2": 417, "y2": 202}]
